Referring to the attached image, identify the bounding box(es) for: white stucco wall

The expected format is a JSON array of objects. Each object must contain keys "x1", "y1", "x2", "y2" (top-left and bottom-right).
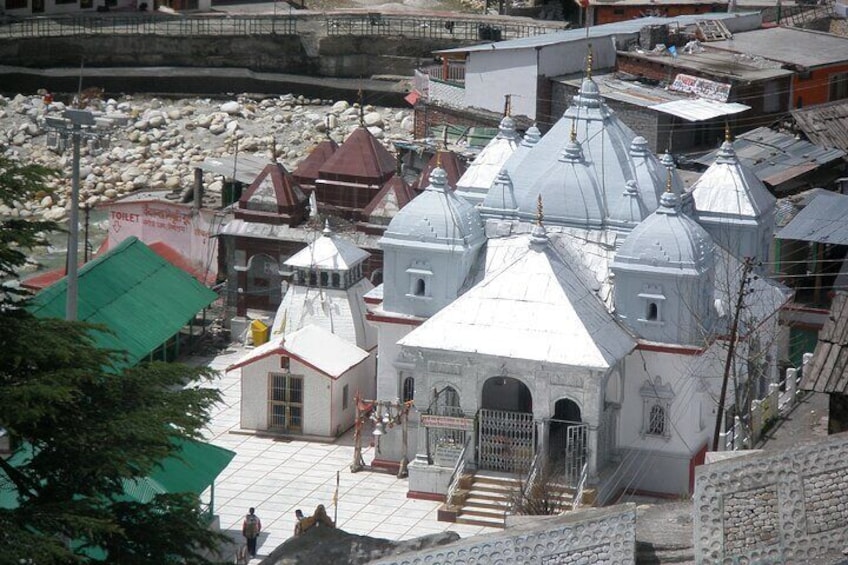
[
  {"x1": 464, "y1": 49, "x2": 538, "y2": 119},
  {"x1": 103, "y1": 199, "x2": 219, "y2": 280},
  {"x1": 375, "y1": 320, "x2": 416, "y2": 400},
  {"x1": 239, "y1": 353, "x2": 373, "y2": 438},
  {"x1": 538, "y1": 37, "x2": 617, "y2": 82},
  {"x1": 620, "y1": 348, "x2": 726, "y2": 456}
]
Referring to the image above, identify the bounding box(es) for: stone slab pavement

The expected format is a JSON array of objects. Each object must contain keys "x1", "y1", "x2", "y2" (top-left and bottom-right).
[{"x1": 185, "y1": 346, "x2": 496, "y2": 563}]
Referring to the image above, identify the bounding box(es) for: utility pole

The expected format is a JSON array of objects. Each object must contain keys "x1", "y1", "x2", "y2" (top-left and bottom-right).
[
  {"x1": 712, "y1": 257, "x2": 755, "y2": 451},
  {"x1": 45, "y1": 108, "x2": 111, "y2": 321}
]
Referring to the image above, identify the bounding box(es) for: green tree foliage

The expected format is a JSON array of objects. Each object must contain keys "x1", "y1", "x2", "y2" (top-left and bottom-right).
[{"x1": 0, "y1": 155, "x2": 225, "y2": 563}]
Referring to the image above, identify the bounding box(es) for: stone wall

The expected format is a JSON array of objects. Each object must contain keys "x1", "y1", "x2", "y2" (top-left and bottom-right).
[
  {"x1": 694, "y1": 432, "x2": 848, "y2": 563},
  {"x1": 372, "y1": 504, "x2": 636, "y2": 565}
]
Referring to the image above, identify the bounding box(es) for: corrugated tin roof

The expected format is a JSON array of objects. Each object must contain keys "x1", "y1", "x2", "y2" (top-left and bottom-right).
[
  {"x1": 28, "y1": 237, "x2": 218, "y2": 367},
  {"x1": 200, "y1": 154, "x2": 272, "y2": 184},
  {"x1": 651, "y1": 99, "x2": 750, "y2": 121},
  {"x1": 792, "y1": 99, "x2": 848, "y2": 152},
  {"x1": 776, "y1": 191, "x2": 848, "y2": 245},
  {"x1": 696, "y1": 127, "x2": 846, "y2": 187},
  {"x1": 218, "y1": 218, "x2": 382, "y2": 249},
  {"x1": 400, "y1": 233, "x2": 635, "y2": 368},
  {"x1": 318, "y1": 127, "x2": 396, "y2": 184},
  {"x1": 800, "y1": 292, "x2": 848, "y2": 393},
  {"x1": 436, "y1": 12, "x2": 760, "y2": 54},
  {"x1": 710, "y1": 27, "x2": 848, "y2": 69},
  {"x1": 123, "y1": 438, "x2": 235, "y2": 503},
  {"x1": 1, "y1": 438, "x2": 233, "y2": 510}
]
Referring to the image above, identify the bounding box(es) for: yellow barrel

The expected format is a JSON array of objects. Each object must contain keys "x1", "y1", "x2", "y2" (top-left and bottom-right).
[{"x1": 250, "y1": 319, "x2": 269, "y2": 346}]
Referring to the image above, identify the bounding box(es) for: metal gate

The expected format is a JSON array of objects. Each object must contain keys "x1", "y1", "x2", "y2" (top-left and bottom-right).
[
  {"x1": 477, "y1": 409, "x2": 536, "y2": 473},
  {"x1": 548, "y1": 419, "x2": 588, "y2": 487},
  {"x1": 565, "y1": 423, "x2": 588, "y2": 486}
]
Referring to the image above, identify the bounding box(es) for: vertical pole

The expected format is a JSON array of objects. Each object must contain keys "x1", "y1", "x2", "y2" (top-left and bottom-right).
[
  {"x1": 83, "y1": 204, "x2": 91, "y2": 263},
  {"x1": 712, "y1": 257, "x2": 753, "y2": 451},
  {"x1": 66, "y1": 126, "x2": 81, "y2": 321},
  {"x1": 398, "y1": 402, "x2": 409, "y2": 478}
]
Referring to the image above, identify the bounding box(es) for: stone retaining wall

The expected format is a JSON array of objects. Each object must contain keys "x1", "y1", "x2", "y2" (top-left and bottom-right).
[
  {"x1": 372, "y1": 504, "x2": 636, "y2": 565},
  {"x1": 694, "y1": 432, "x2": 848, "y2": 563}
]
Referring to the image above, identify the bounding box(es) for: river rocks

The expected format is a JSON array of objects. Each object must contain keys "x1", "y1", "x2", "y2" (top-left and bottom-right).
[
  {"x1": 0, "y1": 92, "x2": 413, "y2": 224},
  {"x1": 220, "y1": 101, "x2": 241, "y2": 115}
]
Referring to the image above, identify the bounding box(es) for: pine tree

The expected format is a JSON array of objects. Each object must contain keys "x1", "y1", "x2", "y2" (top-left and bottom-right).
[{"x1": 0, "y1": 155, "x2": 226, "y2": 564}]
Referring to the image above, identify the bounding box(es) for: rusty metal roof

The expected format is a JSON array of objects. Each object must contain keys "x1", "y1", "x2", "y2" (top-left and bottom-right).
[
  {"x1": 239, "y1": 162, "x2": 307, "y2": 213},
  {"x1": 362, "y1": 174, "x2": 416, "y2": 222},
  {"x1": 792, "y1": 99, "x2": 848, "y2": 152},
  {"x1": 801, "y1": 292, "x2": 848, "y2": 393},
  {"x1": 318, "y1": 127, "x2": 396, "y2": 185},
  {"x1": 695, "y1": 127, "x2": 845, "y2": 188},
  {"x1": 292, "y1": 139, "x2": 339, "y2": 186},
  {"x1": 412, "y1": 151, "x2": 466, "y2": 191}
]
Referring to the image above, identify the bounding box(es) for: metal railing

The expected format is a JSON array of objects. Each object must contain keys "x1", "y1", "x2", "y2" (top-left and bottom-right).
[
  {"x1": 325, "y1": 14, "x2": 564, "y2": 41},
  {"x1": 570, "y1": 460, "x2": 589, "y2": 511},
  {"x1": 423, "y1": 61, "x2": 465, "y2": 84},
  {"x1": 0, "y1": 14, "x2": 297, "y2": 39},
  {"x1": 512, "y1": 450, "x2": 543, "y2": 514},
  {"x1": 445, "y1": 435, "x2": 472, "y2": 509}
]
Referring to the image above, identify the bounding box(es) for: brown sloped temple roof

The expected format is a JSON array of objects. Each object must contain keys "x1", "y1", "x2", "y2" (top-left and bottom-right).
[
  {"x1": 801, "y1": 291, "x2": 848, "y2": 394},
  {"x1": 318, "y1": 127, "x2": 396, "y2": 185},
  {"x1": 293, "y1": 139, "x2": 339, "y2": 186}
]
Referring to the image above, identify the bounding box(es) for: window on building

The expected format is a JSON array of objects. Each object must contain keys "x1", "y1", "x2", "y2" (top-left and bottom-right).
[
  {"x1": 6, "y1": 0, "x2": 28, "y2": 8},
  {"x1": 639, "y1": 287, "x2": 665, "y2": 324},
  {"x1": 414, "y1": 278, "x2": 426, "y2": 296},
  {"x1": 280, "y1": 356, "x2": 290, "y2": 370},
  {"x1": 613, "y1": 7, "x2": 624, "y2": 14},
  {"x1": 639, "y1": 376, "x2": 673, "y2": 439},
  {"x1": 647, "y1": 302, "x2": 658, "y2": 321},
  {"x1": 648, "y1": 403, "x2": 666, "y2": 435},
  {"x1": 402, "y1": 375, "x2": 415, "y2": 403},
  {"x1": 309, "y1": 272, "x2": 317, "y2": 287},
  {"x1": 331, "y1": 273, "x2": 340, "y2": 288},
  {"x1": 268, "y1": 373, "x2": 304, "y2": 432},
  {"x1": 435, "y1": 385, "x2": 461, "y2": 417},
  {"x1": 320, "y1": 271, "x2": 329, "y2": 287},
  {"x1": 342, "y1": 384, "x2": 349, "y2": 410},
  {"x1": 829, "y1": 72, "x2": 848, "y2": 102}
]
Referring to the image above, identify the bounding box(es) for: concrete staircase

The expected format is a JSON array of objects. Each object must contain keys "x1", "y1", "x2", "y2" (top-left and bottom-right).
[{"x1": 439, "y1": 471, "x2": 598, "y2": 529}]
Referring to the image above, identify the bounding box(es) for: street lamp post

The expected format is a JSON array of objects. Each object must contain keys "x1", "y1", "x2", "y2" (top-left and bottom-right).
[{"x1": 44, "y1": 108, "x2": 110, "y2": 321}]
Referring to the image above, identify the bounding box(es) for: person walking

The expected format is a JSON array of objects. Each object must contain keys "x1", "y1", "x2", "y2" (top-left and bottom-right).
[{"x1": 242, "y1": 507, "x2": 262, "y2": 558}]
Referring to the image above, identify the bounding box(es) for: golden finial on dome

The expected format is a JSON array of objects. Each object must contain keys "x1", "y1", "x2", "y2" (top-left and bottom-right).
[
  {"x1": 586, "y1": 44, "x2": 593, "y2": 79},
  {"x1": 725, "y1": 121, "x2": 732, "y2": 143},
  {"x1": 436, "y1": 150, "x2": 442, "y2": 168},
  {"x1": 570, "y1": 118, "x2": 577, "y2": 143},
  {"x1": 666, "y1": 167, "x2": 673, "y2": 194},
  {"x1": 504, "y1": 94, "x2": 512, "y2": 117},
  {"x1": 536, "y1": 194, "x2": 544, "y2": 227}
]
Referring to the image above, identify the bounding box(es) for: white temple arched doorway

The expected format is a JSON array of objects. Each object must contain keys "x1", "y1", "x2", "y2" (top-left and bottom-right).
[{"x1": 478, "y1": 377, "x2": 535, "y2": 473}]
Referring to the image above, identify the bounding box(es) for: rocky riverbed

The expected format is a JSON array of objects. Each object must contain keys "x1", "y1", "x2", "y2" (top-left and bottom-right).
[{"x1": 0, "y1": 91, "x2": 414, "y2": 224}]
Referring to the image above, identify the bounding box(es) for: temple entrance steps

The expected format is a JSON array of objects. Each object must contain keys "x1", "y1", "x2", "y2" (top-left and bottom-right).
[{"x1": 438, "y1": 471, "x2": 598, "y2": 529}]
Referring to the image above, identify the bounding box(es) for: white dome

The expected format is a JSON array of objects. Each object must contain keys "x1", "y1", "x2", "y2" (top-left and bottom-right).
[
  {"x1": 615, "y1": 191, "x2": 714, "y2": 274},
  {"x1": 382, "y1": 167, "x2": 485, "y2": 248},
  {"x1": 510, "y1": 77, "x2": 664, "y2": 229}
]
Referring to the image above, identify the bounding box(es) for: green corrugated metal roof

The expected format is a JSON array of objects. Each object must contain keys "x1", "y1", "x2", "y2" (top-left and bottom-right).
[
  {"x1": 28, "y1": 237, "x2": 218, "y2": 367},
  {"x1": 1, "y1": 438, "x2": 235, "y2": 509}
]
